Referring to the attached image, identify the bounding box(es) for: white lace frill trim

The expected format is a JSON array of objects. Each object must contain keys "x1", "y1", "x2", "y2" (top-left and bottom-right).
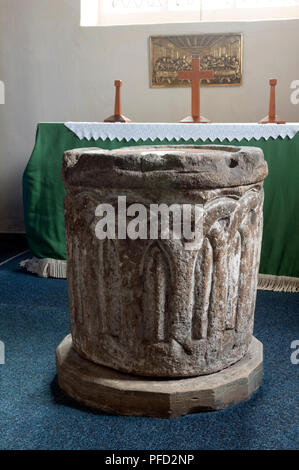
[
  {"x1": 64, "y1": 122, "x2": 299, "y2": 143},
  {"x1": 20, "y1": 257, "x2": 67, "y2": 279}
]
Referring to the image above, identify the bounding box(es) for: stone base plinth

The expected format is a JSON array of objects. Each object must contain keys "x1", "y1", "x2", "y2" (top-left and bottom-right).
[{"x1": 56, "y1": 335, "x2": 263, "y2": 418}]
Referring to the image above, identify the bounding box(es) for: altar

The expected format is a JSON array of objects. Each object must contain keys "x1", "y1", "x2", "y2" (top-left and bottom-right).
[{"x1": 23, "y1": 122, "x2": 299, "y2": 291}]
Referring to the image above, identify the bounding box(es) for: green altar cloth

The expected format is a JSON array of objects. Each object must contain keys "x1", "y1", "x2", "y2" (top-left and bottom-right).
[{"x1": 23, "y1": 123, "x2": 299, "y2": 286}]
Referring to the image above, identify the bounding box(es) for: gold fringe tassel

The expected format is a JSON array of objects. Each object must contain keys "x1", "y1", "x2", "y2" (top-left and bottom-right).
[{"x1": 258, "y1": 274, "x2": 299, "y2": 293}]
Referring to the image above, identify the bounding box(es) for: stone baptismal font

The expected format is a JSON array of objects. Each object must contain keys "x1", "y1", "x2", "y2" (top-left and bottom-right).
[{"x1": 56, "y1": 145, "x2": 268, "y2": 418}]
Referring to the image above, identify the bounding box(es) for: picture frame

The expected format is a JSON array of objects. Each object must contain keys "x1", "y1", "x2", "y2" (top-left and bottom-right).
[{"x1": 150, "y1": 33, "x2": 243, "y2": 88}]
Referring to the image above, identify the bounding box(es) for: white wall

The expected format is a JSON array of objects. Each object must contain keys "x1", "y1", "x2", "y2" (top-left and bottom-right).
[{"x1": 0, "y1": 0, "x2": 298, "y2": 232}]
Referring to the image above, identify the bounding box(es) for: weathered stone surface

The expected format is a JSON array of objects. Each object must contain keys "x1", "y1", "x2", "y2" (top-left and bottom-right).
[
  {"x1": 61, "y1": 145, "x2": 268, "y2": 378},
  {"x1": 62, "y1": 145, "x2": 268, "y2": 190},
  {"x1": 56, "y1": 334, "x2": 263, "y2": 418}
]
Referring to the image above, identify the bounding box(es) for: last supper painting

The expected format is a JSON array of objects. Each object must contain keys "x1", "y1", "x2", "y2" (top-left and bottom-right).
[
  {"x1": 0, "y1": 0, "x2": 299, "y2": 455},
  {"x1": 150, "y1": 33, "x2": 242, "y2": 87}
]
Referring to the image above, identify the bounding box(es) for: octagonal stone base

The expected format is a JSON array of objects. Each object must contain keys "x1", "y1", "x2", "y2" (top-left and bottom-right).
[{"x1": 56, "y1": 335, "x2": 263, "y2": 418}]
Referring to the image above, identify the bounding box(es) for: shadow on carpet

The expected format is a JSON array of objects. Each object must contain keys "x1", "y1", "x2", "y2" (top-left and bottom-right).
[{"x1": 0, "y1": 254, "x2": 298, "y2": 450}]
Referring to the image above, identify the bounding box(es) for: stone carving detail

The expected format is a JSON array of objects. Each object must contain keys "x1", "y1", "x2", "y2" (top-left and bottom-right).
[
  {"x1": 142, "y1": 243, "x2": 170, "y2": 344},
  {"x1": 98, "y1": 239, "x2": 122, "y2": 337},
  {"x1": 63, "y1": 145, "x2": 268, "y2": 377}
]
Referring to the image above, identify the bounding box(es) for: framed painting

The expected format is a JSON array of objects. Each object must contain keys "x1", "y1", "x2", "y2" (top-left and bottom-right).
[{"x1": 150, "y1": 33, "x2": 243, "y2": 88}]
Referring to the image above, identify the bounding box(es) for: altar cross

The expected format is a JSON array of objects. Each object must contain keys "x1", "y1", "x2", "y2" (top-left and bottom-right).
[{"x1": 178, "y1": 57, "x2": 214, "y2": 123}]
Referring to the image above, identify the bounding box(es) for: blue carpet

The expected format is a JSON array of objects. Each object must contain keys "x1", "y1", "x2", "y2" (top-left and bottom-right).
[{"x1": 0, "y1": 254, "x2": 298, "y2": 450}]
